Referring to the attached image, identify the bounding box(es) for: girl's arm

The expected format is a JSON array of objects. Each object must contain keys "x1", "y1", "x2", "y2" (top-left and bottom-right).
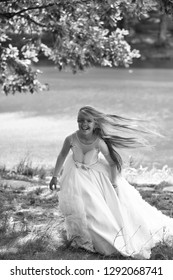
[
  {"x1": 49, "y1": 136, "x2": 71, "y2": 190},
  {"x1": 99, "y1": 139, "x2": 119, "y2": 188}
]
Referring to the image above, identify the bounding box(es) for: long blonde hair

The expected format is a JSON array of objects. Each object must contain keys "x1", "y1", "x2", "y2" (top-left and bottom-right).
[{"x1": 79, "y1": 106, "x2": 151, "y2": 172}]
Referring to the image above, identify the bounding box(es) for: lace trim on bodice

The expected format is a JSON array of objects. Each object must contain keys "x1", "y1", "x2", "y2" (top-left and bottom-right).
[{"x1": 70, "y1": 132, "x2": 100, "y2": 166}]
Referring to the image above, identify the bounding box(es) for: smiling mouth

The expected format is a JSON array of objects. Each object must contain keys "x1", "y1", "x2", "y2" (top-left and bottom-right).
[{"x1": 81, "y1": 127, "x2": 89, "y2": 131}]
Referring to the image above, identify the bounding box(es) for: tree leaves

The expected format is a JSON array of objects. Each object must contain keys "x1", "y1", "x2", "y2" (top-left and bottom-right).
[{"x1": 0, "y1": 0, "x2": 162, "y2": 94}]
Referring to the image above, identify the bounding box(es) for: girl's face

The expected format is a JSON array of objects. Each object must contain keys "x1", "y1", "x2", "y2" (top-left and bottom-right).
[{"x1": 77, "y1": 112, "x2": 95, "y2": 135}]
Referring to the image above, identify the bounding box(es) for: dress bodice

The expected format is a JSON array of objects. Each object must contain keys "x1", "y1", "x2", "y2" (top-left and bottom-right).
[{"x1": 70, "y1": 133, "x2": 99, "y2": 165}]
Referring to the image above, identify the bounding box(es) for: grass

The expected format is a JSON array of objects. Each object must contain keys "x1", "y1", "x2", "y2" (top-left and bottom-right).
[
  {"x1": 0, "y1": 156, "x2": 48, "y2": 182},
  {"x1": 14, "y1": 155, "x2": 47, "y2": 180},
  {"x1": 0, "y1": 160, "x2": 173, "y2": 260}
]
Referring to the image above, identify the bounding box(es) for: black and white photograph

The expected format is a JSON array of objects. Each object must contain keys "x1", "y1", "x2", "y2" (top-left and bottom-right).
[{"x1": 0, "y1": 0, "x2": 173, "y2": 276}]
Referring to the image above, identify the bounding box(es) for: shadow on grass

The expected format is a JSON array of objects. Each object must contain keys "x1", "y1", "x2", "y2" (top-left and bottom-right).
[
  {"x1": 1, "y1": 231, "x2": 172, "y2": 260},
  {"x1": 0, "y1": 235, "x2": 129, "y2": 260}
]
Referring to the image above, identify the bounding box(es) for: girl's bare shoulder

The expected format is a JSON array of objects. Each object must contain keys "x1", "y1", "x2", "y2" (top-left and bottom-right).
[{"x1": 64, "y1": 132, "x2": 77, "y2": 146}]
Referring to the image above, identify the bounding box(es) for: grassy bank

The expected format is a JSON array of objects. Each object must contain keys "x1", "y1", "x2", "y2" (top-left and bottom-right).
[{"x1": 0, "y1": 161, "x2": 173, "y2": 260}]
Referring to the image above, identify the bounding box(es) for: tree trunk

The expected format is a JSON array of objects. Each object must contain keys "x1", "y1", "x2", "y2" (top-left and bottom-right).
[{"x1": 158, "y1": 13, "x2": 168, "y2": 46}]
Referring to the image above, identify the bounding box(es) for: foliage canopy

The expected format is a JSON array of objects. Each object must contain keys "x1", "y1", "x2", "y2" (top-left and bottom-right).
[{"x1": 0, "y1": 0, "x2": 172, "y2": 94}]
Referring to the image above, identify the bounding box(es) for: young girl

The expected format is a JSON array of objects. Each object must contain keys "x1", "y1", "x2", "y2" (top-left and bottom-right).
[{"x1": 49, "y1": 105, "x2": 173, "y2": 259}]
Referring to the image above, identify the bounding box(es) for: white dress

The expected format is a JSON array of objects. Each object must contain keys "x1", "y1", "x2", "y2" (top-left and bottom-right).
[{"x1": 59, "y1": 132, "x2": 173, "y2": 259}]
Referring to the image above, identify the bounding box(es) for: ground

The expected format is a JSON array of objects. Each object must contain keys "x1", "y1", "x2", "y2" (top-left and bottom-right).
[{"x1": 0, "y1": 167, "x2": 173, "y2": 260}]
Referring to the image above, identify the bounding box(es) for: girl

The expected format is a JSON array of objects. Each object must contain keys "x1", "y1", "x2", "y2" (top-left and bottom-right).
[{"x1": 49, "y1": 106, "x2": 173, "y2": 259}]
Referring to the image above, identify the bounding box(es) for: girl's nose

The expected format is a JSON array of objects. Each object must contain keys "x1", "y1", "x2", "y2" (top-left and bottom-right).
[{"x1": 82, "y1": 120, "x2": 88, "y2": 124}]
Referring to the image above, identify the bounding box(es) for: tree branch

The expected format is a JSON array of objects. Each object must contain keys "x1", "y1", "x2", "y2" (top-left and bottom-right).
[
  {"x1": 0, "y1": 3, "x2": 56, "y2": 19},
  {"x1": 20, "y1": 14, "x2": 47, "y2": 28}
]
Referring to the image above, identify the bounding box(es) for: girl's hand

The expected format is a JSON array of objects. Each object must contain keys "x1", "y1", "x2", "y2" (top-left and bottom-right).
[{"x1": 49, "y1": 176, "x2": 59, "y2": 191}]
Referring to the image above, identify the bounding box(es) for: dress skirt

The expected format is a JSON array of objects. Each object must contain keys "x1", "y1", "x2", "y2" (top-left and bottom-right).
[{"x1": 59, "y1": 155, "x2": 173, "y2": 259}]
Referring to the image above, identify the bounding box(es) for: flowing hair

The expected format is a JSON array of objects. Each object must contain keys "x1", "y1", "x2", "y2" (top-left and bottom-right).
[{"x1": 79, "y1": 105, "x2": 153, "y2": 172}]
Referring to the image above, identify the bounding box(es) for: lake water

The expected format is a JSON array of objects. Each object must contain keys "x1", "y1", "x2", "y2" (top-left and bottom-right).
[{"x1": 0, "y1": 67, "x2": 173, "y2": 169}]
